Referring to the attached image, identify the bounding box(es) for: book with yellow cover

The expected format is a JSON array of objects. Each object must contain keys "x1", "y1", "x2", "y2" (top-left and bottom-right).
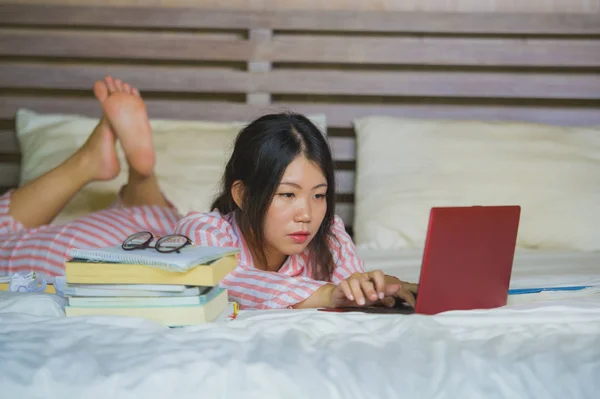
[
  {"x1": 65, "y1": 288, "x2": 229, "y2": 327},
  {"x1": 65, "y1": 254, "x2": 238, "y2": 286}
]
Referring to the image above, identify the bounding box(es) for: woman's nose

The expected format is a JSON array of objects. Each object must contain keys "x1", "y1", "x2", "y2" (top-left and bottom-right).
[{"x1": 294, "y1": 203, "x2": 311, "y2": 223}]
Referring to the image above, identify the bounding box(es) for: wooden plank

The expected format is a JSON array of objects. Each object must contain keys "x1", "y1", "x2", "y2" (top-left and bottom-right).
[
  {"x1": 268, "y1": 36, "x2": 600, "y2": 67},
  {"x1": 1, "y1": 4, "x2": 599, "y2": 34},
  {"x1": 3, "y1": 63, "x2": 600, "y2": 100},
  {"x1": 284, "y1": 102, "x2": 600, "y2": 128},
  {"x1": 3, "y1": 31, "x2": 600, "y2": 67},
  {"x1": 266, "y1": 69, "x2": 600, "y2": 100},
  {"x1": 0, "y1": 96, "x2": 255, "y2": 122},
  {"x1": 0, "y1": 129, "x2": 19, "y2": 154},
  {"x1": 246, "y1": 28, "x2": 272, "y2": 105},
  {"x1": 245, "y1": 93, "x2": 271, "y2": 106},
  {"x1": 329, "y1": 137, "x2": 355, "y2": 162},
  {"x1": 0, "y1": 30, "x2": 254, "y2": 62},
  {"x1": 0, "y1": 163, "x2": 19, "y2": 187},
  {"x1": 0, "y1": 63, "x2": 253, "y2": 93},
  {"x1": 2, "y1": 96, "x2": 600, "y2": 128}
]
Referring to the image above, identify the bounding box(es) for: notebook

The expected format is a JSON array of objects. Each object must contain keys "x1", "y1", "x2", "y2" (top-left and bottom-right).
[{"x1": 68, "y1": 245, "x2": 239, "y2": 272}]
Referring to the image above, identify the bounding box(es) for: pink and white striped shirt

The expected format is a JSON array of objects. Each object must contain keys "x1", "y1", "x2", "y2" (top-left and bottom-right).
[
  {"x1": 1, "y1": 190, "x2": 364, "y2": 309},
  {"x1": 175, "y1": 211, "x2": 365, "y2": 309},
  {"x1": 0, "y1": 190, "x2": 180, "y2": 279}
]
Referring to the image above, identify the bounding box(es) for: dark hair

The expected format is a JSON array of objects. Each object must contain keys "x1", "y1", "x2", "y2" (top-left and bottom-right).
[{"x1": 211, "y1": 113, "x2": 336, "y2": 281}]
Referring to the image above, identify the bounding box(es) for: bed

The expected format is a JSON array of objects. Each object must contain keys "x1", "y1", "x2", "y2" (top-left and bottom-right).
[{"x1": 1, "y1": 3, "x2": 600, "y2": 398}]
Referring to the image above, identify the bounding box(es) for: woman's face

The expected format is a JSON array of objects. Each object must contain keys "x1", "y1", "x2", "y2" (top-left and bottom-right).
[{"x1": 263, "y1": 155, "x2": 328, "y2": 270}]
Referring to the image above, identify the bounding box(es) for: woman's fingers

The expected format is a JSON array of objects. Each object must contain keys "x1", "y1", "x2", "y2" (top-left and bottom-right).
[
  {"x1": 395, "y1": 287, "x2": 416, "y2": 308},
  {"x1": 348, "y1": 277, "x2": 366, "y2": 305},
  {"x1": 338, "y1": 280, "x2": 354, "y2": 302},
  {"x1": 402, "y1": 281, "x2": 419, "y2": 294},
  {"x1": 381, "y1": 296, "x2": 396, "y2": 308},
  {"x1": 368, "y1": 270, "x2": 386, "y2": 299},
  {"x1": 384, "y1": 283, "x2": 402, "y2": 297},
  {"x1": 340, "y1": 271, "x2": 413, "y2": 307},
  {"x1": 359, "y1": 275, "x2": 379, "y2": 303}
]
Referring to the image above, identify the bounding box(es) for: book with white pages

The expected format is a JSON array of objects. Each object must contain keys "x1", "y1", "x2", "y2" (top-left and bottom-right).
[
  {"x1": 53, "y1": 276, "x2": 208, "y2": 297},
  {"x1": 66, "y1": 283, "x2": 191, "y2": 292},
  {"x1": 58, "y1": 284, "x2": 208, "y2": 298},
  {"x1": 68, "y1": 287, "x2": 223, "y2": 307}
]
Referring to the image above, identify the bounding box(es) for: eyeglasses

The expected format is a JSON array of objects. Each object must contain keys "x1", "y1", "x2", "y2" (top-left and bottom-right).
[{"x1": 122, "y1": 231, "x2": 193, "y2": 254}]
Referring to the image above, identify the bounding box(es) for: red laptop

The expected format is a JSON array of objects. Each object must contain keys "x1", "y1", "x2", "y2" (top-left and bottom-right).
[
  {"x1": 322, "y1": 205, "x2": 521, "y2": 315},
  {"x1": 410, "y1": 205, "x2": 521, "y2": 315}
]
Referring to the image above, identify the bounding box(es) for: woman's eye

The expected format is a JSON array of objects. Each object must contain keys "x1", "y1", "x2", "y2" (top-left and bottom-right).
[
  {"x1": 314, "y1": 194, "x2": 326, "y2": 200},
  {"x1": 279, "y1": 193, "x2": 295, "y2": 198}
]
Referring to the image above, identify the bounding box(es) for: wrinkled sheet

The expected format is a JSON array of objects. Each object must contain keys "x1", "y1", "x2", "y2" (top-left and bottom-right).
[{"x1": 1, "y1": 249, "x2": 599, "y2": 399}]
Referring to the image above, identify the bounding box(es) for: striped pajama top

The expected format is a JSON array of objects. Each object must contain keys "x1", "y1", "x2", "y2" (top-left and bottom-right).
[{"x1": 0, "y1": 190, "x2": 365, "y2": 309}]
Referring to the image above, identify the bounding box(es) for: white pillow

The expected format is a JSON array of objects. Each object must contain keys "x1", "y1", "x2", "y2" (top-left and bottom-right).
[
  {"x1": 352, "y1": 116, "x2": 600, "y2": 252},
  {"x1": 17, "y1": 109, "x2": 327, "y2": 224}
]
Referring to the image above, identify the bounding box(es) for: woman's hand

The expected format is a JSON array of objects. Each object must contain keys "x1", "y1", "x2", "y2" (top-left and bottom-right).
[
  {"x1": 382, "y1": 275, "x2": 418, "y2": 308},
  {"x1": 293, "y1": 271, "x2": 418, "y2": 309},
  {"x1": 331, "y1": 270, "x2": 418, "y2": 308}
]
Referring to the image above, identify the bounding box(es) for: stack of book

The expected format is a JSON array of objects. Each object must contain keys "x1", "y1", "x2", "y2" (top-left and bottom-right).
[{"x1": 61, "y1": 245, "x2": 239, "y2": 327}]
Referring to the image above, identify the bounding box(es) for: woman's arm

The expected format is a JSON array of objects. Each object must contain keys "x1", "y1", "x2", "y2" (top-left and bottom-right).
[
  {"x1": 175, "y1": 211, "x2": 333, "y2": 309},
  {"x1": 292, "y1": 284, "x2": 336, "y2": 309},
  {"x1": 220, "y1": 266, "x2": 329, "y2": 309}
]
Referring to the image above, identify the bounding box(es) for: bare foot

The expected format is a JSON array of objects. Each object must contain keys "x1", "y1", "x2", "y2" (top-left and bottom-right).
[
  {"x1": 78, "y1": 114, "x2": 120, "y2": 182},
  {"x1": 93, "y1": 76, "x2": 155, "y2": 177}
]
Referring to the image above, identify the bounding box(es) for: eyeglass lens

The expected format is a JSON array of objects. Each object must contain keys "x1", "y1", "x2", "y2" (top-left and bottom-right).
[
  {"x1": 156, "y1": 235, "x2": 190, "y2": 253},
  {"x1": 123, "y1": 231, "x2": 153, "y2": 250}
]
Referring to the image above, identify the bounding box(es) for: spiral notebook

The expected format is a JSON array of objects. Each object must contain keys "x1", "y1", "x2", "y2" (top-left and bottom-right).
[{"x1": 68, "y1": 245, "x2": 239, "y2": 272}]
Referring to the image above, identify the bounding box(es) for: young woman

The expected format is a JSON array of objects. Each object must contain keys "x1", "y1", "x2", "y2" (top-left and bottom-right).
[{"x1": 0, "y1": 76, "x2": 417, "y2": 310}]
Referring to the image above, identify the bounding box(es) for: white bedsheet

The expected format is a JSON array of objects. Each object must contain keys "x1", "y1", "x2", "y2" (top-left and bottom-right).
[{"x1": 1, "y1": 249, "x2": 599, "y2": 399}]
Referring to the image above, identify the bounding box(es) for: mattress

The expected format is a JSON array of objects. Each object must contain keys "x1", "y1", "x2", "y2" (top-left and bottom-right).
[{"x1": 1, "y1": 249, "x2": 599, "y2": 398}]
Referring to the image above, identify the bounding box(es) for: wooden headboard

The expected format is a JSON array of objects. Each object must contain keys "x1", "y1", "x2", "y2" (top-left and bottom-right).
[{"x1": 1, "y1": 4, "x2": 599, "y2": 230}]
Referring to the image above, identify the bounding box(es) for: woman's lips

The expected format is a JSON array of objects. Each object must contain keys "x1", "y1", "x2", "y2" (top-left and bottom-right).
[{"x1": 289, "y1": 232, "x2": 309, "y2": 244}]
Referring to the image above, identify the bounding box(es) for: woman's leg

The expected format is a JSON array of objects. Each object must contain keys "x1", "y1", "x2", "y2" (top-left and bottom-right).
[
  {"x1": 8, "y1": 114, "x2": 119, "y2": 229},
  {"x1": 9, "y1": 76, "x2": 168, "y2": 228},
  {"x1": 92, "y1": 76, "x2": 169, "y2": 208},
  {"x1": 1, "y1": 77, "x2": 180, "y2": 279}
]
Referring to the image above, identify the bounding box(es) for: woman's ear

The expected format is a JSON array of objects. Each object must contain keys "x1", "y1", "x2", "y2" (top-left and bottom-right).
[{"x1": 231, "y1": 180, "x2": 244, "y2": 210}]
